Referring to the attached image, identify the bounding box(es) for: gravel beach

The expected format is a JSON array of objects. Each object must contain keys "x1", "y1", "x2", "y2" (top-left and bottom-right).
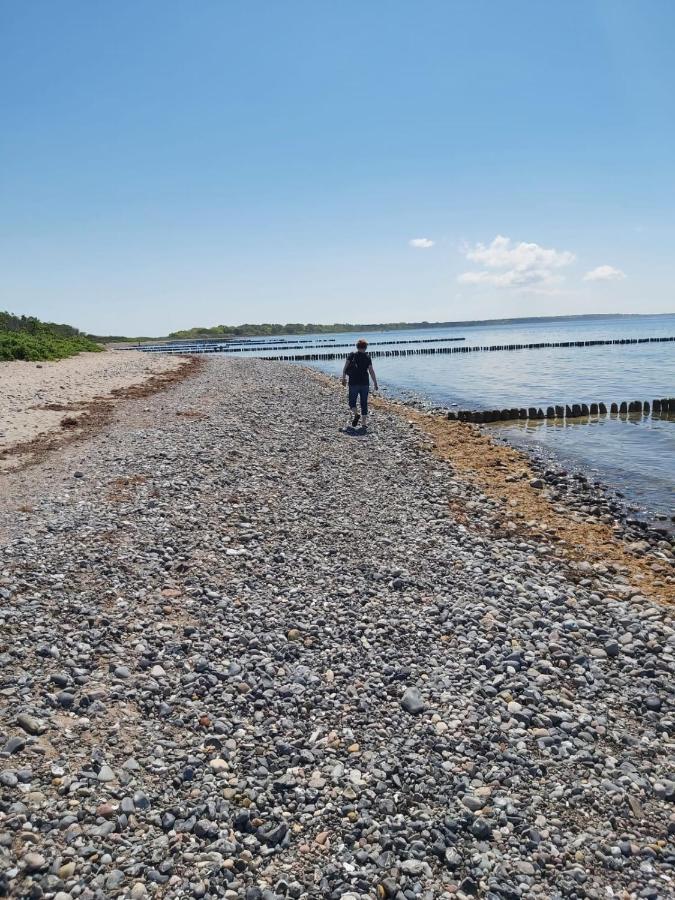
[{"x1": 1, "y1": 356, "x2": 673, "y2": 900}]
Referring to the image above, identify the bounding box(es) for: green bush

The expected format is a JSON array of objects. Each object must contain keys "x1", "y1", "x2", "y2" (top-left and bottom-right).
[{"x1": 0, "y1": 331, "x2": 103, "y2": 361}]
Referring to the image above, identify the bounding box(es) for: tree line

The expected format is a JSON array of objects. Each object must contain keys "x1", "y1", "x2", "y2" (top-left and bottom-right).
[{"x1": 0, "y1": 311, "x2": 103, "y2": 361}]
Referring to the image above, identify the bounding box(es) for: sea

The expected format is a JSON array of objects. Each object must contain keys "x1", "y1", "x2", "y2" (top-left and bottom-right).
[{"x1": 147, "y1": 314, "x2": 675, "y2": 526}]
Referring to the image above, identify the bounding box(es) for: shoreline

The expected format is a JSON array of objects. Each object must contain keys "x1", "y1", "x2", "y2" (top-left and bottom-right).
[
  {"x1": 310, "y1": 368, "x2": 674, "y2": 608},
  {"x1": 376, "y1": 388, "x2": 675, "y2": 538},
  {"x1": 0, "y1": 356, "x2": 673, "y2": 899},
  {"x1": 114, "y1": 311, "x2": 675, "y2": 345}
]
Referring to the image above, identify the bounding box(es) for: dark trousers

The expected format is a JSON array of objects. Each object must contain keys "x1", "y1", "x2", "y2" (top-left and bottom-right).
[{"x1": 348, "y1": 383, "x2": 369, "y2": 415}]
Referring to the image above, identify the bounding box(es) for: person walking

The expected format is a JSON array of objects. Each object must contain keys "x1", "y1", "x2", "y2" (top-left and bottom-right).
[{"x1": 341, "y1": 338, "x2": 378, "y2": 430}]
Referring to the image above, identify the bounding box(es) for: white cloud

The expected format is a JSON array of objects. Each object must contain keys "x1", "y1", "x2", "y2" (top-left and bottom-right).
[
  {"x1": 583, "y1": 265, "x2": 626, "y2": 282},
  {"x1": 409, "y1": 237, "x2": 434, "y2": 249},
  {"x1": 458, "y1": 234, "x2": 575, "y2": 291},
  {"x1": 458, "y1": 268, "x2": 559, "y2": 288}
]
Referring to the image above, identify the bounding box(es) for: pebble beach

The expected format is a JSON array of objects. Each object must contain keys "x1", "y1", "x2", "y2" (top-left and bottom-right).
[{"x1": 1, "y1": 355, "x2": 673, "y2": 900}]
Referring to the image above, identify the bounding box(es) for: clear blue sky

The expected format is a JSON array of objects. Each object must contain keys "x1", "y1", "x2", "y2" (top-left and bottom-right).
[{"x1": 1, "y1": 1, "x2": 674, "y2": 335}]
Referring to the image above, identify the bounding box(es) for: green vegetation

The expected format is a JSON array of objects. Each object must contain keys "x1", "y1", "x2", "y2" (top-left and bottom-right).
[
  {"x1": 0, "y1": 311, "x2": 103, "y2": 361},
  {"x1": 168, "y1": 321, "x2": 437, "y2": 339}
]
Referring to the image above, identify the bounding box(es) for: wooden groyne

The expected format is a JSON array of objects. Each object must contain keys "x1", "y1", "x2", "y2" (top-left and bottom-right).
[
  {"x1": 127, "y1": 335, "x2": 466, "y2": 353},
  {"x1": 124, "y1": 335, "x2": 675, "y2": 358},
  {"x1": 449, "y1": 398, "x2": 675, "y2": 424}
]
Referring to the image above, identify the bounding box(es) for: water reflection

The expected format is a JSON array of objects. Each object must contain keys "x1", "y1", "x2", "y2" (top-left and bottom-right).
[{"x1": 492, "y1": 412, "x2": 675, "y2": 522}]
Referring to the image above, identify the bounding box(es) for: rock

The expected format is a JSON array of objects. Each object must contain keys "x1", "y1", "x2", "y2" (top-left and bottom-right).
[
  {"x1": 133, "y1": 791, "x2": 150, "y2": 809},
  {"x1": 96, "y1": 802, "x2": 116, "y2": 818},
  {"x1": 444, "y1": 848, "x2": 461, "y2": 869},
  {"x1": 260, "y1": 822, "x2": 288, "y2": 846},
  {"x1": 309, "y1": 771, "x2": 326, "y2": 789},
  {"x1": 106, "y1": 870, "x2": 126, "y2": 890},
  {"x1": 23, "y1": 852, "x2": 47, "y2": 872},
  {"x1": 56, "y1": 691, "x2": 75, "y2": 708},
  {"x1": 194, "y1": 819, "x2": 219, "y2": 840},
  {"x1": 628, "y1": 796, "x2": 644, "y2": 819},
  {"x1": 379, "y1": 879, "x2": 398, "y2": 898},
  {"x1": 460, "y1": 877, "x2": 479, "y2": 895},
  {"x1": 470, "y1": 818, "x2": 492, "y2": 840},
  {"x1": 97, "y1": 764, "x2": 115, "y2": 782},
  {"x1": 400, "y1": 859, "x2": 427, "y2": 875},
  {"x1": 401, "y1": 686, "x2": 425, "y2": 714},
  {"x1": 17, "y1": 713, "x2": 46, "y2": 735},
  {"x1": 3, "y1": 735, "x2": 26, "y2": 755},
  {"x1": 461, "y1": 795, "x2": 485, "y2": 812}
]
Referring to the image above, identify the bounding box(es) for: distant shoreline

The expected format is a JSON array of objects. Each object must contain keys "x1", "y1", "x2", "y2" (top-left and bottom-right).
[{"x1": 121, "y1": 311, "x2": 674, "y2": 345}]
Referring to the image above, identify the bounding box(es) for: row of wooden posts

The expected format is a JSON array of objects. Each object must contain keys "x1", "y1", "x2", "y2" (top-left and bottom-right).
[
  {"x1": 449, "y1": 398, "x2": 675, "y2": 424},
  {"x1": 216, "y1": 335, "x2": 466, "y2": 352},
  {"x1": 130, "y1": 335, "x2": 466, "y2": 353},
  {"x1": 127, "y1": 334, "x2": 675, "y2": 358},
  {"x1": 233, "y1": 335, "x2": 675, "y2": 361}
]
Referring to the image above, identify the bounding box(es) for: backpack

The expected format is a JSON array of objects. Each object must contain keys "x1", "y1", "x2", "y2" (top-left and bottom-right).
[{"x1": 345, "y1": 352, "x2": 359, "y2": 377}]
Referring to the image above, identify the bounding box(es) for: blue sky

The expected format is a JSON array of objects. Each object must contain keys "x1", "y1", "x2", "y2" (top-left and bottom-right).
[{"x1": 1, "y1": 1, "x2": 674, "y2": 334}]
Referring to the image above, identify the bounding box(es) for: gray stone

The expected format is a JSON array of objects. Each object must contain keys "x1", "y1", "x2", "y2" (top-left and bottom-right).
[
  {"x1": 461, "y1": 794, "x2": 485, "y2": 812},
  {"x1": 401, "y1": 687, "x2": 425, "y2": 714},
  {"x1": 3, "y1": 735, "x2": 26, "y2": 755},
  {"x1": 17, "y1": 713, "x2": 46, "y2": 735}
]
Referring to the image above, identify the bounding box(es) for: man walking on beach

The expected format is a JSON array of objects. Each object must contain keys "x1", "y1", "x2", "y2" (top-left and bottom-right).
[{"x1": 341, "y1": 338, "x2": 378, "y2": 430}]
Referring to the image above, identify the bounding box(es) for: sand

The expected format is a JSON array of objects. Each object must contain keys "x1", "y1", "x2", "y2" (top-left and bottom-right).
[{"x1": 0, "y1": 349, "x2": 185, "y2": 464}]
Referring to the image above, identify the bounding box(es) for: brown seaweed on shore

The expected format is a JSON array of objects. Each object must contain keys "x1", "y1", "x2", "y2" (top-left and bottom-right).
[
  {"x1": 395, "y1": 405, "x2": 675, "y2": 607},
  {"x1": 0, "y1": 355, "x2": 203, "y2": 474}
]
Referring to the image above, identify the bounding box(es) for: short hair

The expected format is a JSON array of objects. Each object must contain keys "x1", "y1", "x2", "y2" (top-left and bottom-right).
[{"x1": 356, "y1": 338, "x2": 368, "y2": 349}]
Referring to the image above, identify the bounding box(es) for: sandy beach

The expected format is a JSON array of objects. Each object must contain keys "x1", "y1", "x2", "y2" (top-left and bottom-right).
[
  {"x1": 0, "y1": 350, "x2": 191, "y2": 472},
  {"x1": 0, "y1": 356, "x2": 673, "y2": 899},
  {"x1": 0, "y1": 350, "x2": 185, "y2": 448}
]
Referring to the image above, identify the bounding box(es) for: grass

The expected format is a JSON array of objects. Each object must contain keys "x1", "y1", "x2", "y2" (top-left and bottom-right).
[{"x1": 0, "y1": 330, "x2": 104, "y2": 361}]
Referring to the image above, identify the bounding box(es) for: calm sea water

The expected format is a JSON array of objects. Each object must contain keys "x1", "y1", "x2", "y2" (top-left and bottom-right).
[
  {"x1": 168, "y1": 315, "x2": 674, "y2": 524},
  {"x1": 288, "y1": 314, "x2": 674, "y2": 526}
]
